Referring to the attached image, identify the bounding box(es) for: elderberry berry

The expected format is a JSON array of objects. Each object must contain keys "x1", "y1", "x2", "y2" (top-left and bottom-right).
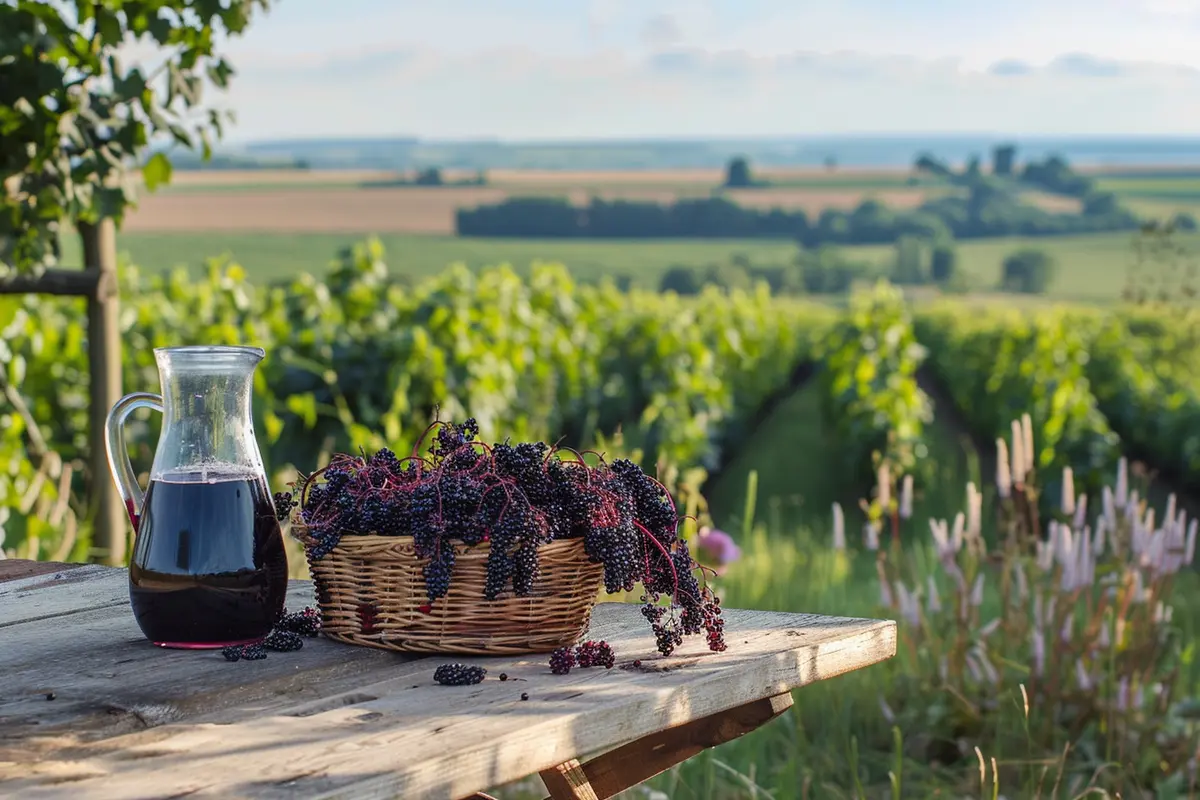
[
  {"x1": 575, "y1": 640, "x2": 615, "y2": 669},
  {"x1": 434, "y1": 663, "x2": 487, "y2": 686},
  {"x1": 273, "y1": 491, "x2": 295, "y2": 521},
  {"x1": 549, "y1": 647, "x2": 576, "y2": 675},
  {"x1": 278, "y1": 607, "x2": 322, "y2": 637},
  {"x1": 264, "y1": 630, "x2": 304, "y2": 652}
]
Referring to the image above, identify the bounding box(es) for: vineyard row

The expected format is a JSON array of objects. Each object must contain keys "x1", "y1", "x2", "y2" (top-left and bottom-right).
[{"x1": 3, "y1": 242, "x2": 1197, "y2": 558}]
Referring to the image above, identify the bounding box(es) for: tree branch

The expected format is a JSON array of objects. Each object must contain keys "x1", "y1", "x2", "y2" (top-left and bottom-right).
[
  {"x1": 0, "y1": 369, "x2": 48, "y2": 459},
  {"x1": 0, "y1": 268, "x2": 101, "y2": 297}
]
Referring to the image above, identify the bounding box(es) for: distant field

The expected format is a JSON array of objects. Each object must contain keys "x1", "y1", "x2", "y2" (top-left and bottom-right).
[
  {"x1": 850, "y1": 231, "x2": 1184, "y2": 303},
  {"x1": 60, "y1": 228, "x2": 1191, "y2": 302},
  {"x1": 137, "y1": 166, "x2": 1122, "y2": 235},
  {"x1": 1095, "y1": 173, "x2": 1200, "y2": 220}
]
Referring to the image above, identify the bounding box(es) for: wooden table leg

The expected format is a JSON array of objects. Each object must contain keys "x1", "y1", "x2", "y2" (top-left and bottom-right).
[
  {"x1": 539, "y1": 760, "x2": 600, "y2": 800},
  {"x1": 540, "y1": 692, "x2": 794, "y2": 800}
]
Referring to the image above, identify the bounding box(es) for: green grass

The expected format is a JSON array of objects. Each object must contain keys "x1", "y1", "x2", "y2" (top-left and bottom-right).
[
  {"x1": 59, "y1": 227, "x2": 1200, "y2": 303},
  {"x1": 853, "y1": 232, "x2": 1200, "y2": 304},
  {"x1": 603, "y1": 377, "x2": 1200, "y2": 798},
  {"x1": 1097, "y1": 175, "x2": 1200, "y2": 219},
  {"x1": 62, "y1": 232, "x2": 802, "y2": 288}
]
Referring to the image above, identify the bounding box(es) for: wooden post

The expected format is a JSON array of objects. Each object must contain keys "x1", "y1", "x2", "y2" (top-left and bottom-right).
[{"x1": 79, "y1": 218, "x2": 126, "y2": 566}]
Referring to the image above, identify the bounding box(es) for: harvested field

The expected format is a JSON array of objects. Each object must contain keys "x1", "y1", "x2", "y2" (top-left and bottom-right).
[
  {"x1": 167, "y1": 169, "x2": 394, "y2": 187},
  {"x1": 126, "y1": 184, "x2": 948, "y2": 234},
  {"x1": 126, "y1": 187, "x2": 510, "y2": 234},
  {"x1": 723, "y1": 188, "x2": 934, "y2": 212}
]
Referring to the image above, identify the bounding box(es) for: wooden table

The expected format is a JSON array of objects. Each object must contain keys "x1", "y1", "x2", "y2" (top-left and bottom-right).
[{"x1": 0, "y1": 560, "x2": 896, "y2": 800}]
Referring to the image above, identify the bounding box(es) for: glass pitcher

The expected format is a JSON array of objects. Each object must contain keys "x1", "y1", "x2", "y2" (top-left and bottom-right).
[{"x1": 105, "y1": 346, "x2": 288, "y2": 649}]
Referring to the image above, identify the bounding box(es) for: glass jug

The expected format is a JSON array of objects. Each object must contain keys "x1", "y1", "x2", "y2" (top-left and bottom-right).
[{"x1": 105, "y1": 346, "x2": 288, "y2": 649}]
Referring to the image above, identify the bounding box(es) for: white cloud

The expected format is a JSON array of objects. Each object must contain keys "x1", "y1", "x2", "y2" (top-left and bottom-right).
[{"x1": 217, "y1": 47, "x2": 1200, "y2": 141}]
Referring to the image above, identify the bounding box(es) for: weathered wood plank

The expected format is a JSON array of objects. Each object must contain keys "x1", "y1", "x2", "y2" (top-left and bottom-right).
[
  {"x1": 0, "y1": 563, "x2": 125, "y2": 626},
  {"x1": 0, "y1": 566, "x2": 897, "y2": 800},
  {"x1": 0, "y1": 558, "x2": 85, "y2": 584}
]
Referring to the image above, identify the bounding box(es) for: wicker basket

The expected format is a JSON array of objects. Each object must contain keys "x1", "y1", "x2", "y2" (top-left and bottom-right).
[{"x1": 297, "y1": 530, "x2": 605, "y2": 654}]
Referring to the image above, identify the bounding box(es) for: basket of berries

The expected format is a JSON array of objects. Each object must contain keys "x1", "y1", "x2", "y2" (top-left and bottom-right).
[{"x1": 282, "y1": 417, "x2": 726, "y2": 657}]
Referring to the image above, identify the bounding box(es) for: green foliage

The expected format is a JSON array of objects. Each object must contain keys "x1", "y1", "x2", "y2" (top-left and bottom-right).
[
  {"x1": 930, "y1": 243, "x2": 958, "y2": 284},
  {"x1": 914, "y1": 303, "x2": 1120, "y2": 496},
  {"x1": 1086, "y1": 308, "x2": 1200, "y2": 486},
  {"x1": 414, "y1": 167, "x2": 443, "y2": 186},
  {"x1": 821, "y1": 281, "x2": 932, "y2": 483},
  {"x1": 0, "y1": 239, "x2": 834, "y2": 557},
  {"x1": 659, "y1": 265, "x2": 702, "y2": 295},
  {"x1": 1001, "y1": 248, "x2": 1056, "y2": 294},
  {"x1": 992, "y1": 143, "x2": 1017, "y2": 176},
  {"x1": 724, "y1": 156, "x2": 755, "y2": 188},
  {"x1": 0, "y1": 0, "x2": 268, "y2": 272},
  {"x1": 1021, "y1": 154, "x2": 1095, "y2": 197},
  {"x1": 890, "y1": 235, "x2": 928, "y2": 285},
  {"x1": 798, "y1": 245, "x2": 881, "y2": 294}
]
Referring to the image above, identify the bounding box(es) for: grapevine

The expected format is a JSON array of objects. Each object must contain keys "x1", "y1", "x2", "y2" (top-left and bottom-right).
[{"x1": 288, "y1": 414, "x2": 726, "y2": 656}]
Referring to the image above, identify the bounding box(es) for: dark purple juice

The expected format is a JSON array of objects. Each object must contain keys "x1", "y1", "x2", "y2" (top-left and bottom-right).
[{"x1": 129, "y1": 473, "x2": 288, "y2": 648}]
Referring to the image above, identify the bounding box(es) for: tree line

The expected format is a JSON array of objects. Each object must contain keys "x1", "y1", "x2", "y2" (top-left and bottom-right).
[{"x1": 456, "y1": 188, "x2": 1142, "y2": 244}]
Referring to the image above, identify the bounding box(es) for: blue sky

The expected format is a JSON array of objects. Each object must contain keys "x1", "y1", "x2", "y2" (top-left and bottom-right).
[{"x1": 145, "y1": 0, "x2": 1200, "y2": 141}]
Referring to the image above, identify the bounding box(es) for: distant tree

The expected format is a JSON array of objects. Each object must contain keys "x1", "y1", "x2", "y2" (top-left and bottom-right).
[
  {"x1": 415, "y1": 167, "x2": 444, "y2": 186},
  {"x1": 1082, "y1": 191, "x2": 1121, "y2": 216},
  {"x1": 724, "y1": 157, "x2": 754, "y2": 188},
  {"x1": 613, "y1": 274, "x2": 634, "y2": 292},
  {"x1": 914, "y1": 153, "x2": 952, "y2": 178},
  {"x1": 1002, "y1": 248, "x2": 1056, "y2": 294},
  {"x1": 993, "y1": 144, "x2": 1017, "y2": 176},
  {"x1": 891, "y1": 235, "x2": 928, "y2": 284},
  {"x1": 824, "y1": 155, "x2": 838, "y2": 171},
  {"x1": 1173, "y1": 212, "x2": 1199, "y2": 232},
  {"x1": 748, "y1": 265, "x2": 803, "y2": 295},
  {"x1": 930, "y1": 244, "x2": 959, "y2": 284},
  {"x1": 964, "y1": 156, "x2": 982, "y2": 181},
  {"x1": 704, "y1": 262, "x2": 752, "y2": 292},
  {"x1": 660, "y1": 266, "x2": 703, "y2": 295},
  {"x1": 797, "y1": 245, "x2": 879, "y2": 294}
]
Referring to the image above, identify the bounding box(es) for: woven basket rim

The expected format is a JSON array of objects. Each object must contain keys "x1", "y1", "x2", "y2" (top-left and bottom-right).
[{"x1": 291, "y1": 524, "x2": 588, "y2": 553}]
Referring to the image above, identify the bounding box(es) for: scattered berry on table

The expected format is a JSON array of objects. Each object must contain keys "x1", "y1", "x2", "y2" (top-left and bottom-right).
[
  {"x1": 45, "y1": 692, "x2": 55, "y2": 701},
  {"x1": 633, "y1": 660, "x2": 642, "y2": 668},
  {"x1": 264, "y1": 630, "x2": 304, "y2": 652},
  {"x1": 434, "y1": 663, "x2": 487, "y2": 686},
  {"x1": 499, "y1": 673, "x2": 508, "y2": 682},
  {"x1": 278, "y1": 607, "x2": 322, "y2": 637},
  {"x1": 520, "y1": 692, "x2": 529, "y2": 701},
  {"x1": 223, "y1": 643, "x2": 267, "y2": 662},
  {"x1": 575, "y1": 640, "x2": 615, "y2": 669},
  {"x1": 549, "y1": 647, "x2": 576, "y2": 675}
]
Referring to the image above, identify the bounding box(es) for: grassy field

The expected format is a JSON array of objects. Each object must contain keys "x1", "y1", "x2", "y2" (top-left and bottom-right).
[
  {"x1": 1095, "y1": 172, "x2": 1200, "y2": 219},
  {"x1": 62, "y1": 228, "x2": 1195, "y2": 302},
  {"x1": 489, "y1": 377, "x2": 1200, "y2": 797}
]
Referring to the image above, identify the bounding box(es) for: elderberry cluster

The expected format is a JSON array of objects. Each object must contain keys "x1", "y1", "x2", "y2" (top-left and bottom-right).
[
  {"x1": 280, "y1": 414, "x2": 729, "y2": 657},
  {"x1": 434, "y1": 663, "x2": 487, "y2": 686},
  {"x1": 548, "y1": 640, "x2": 617, "y2": 674}
]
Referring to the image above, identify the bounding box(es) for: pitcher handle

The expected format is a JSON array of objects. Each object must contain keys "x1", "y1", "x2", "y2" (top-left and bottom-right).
[{"x1": 104, "y1": 392, "x2": 164, "y2": 530}]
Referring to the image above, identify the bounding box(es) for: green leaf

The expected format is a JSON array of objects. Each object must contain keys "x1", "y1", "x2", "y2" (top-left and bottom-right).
[{"x1": 141, "y1": 153, "x2": 173, "y2": 192}]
